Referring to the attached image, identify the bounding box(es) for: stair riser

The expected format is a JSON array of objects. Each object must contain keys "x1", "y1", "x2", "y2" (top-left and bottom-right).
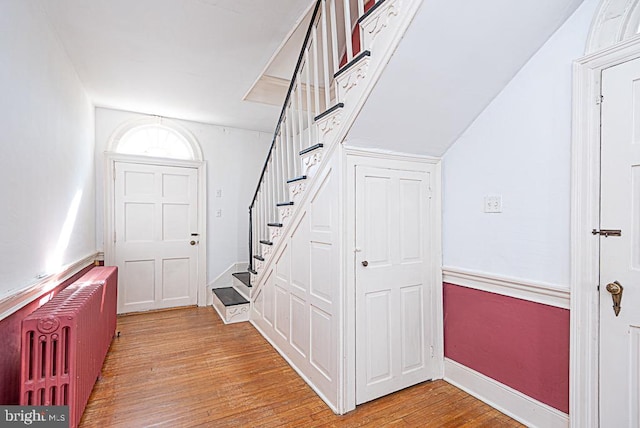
[
  {"x1": 301, "y1": 149, "x2": 324, "y2": 180},
  {"x1": 232, "y1": 277, "x2": 251, "y2": 300},
  {"x1": 360, "y1": 0, "x2": 400, "y2": 54},
  {"x1": 211, "y1": 293, "x2": 250, "y2": 324}
]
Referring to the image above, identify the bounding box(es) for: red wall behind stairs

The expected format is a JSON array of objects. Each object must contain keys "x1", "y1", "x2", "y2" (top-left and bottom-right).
[
  {"x1": 443, "y1": 283, "x2": 570, "y2": 414},
  {"x1": 0, "y1": 264, "x2": 95, "y2": 405}
]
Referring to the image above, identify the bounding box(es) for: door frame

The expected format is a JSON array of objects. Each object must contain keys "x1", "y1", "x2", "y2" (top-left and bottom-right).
[
  {"x1": 571, "y1": 34, "x2": 640, "y2": 427},
  {"x1": 341, "y1": 146, "x2": 443, "y2": 413},
  {"x1": 104, "y1": 152, "x2": 208, "y2": 307}
]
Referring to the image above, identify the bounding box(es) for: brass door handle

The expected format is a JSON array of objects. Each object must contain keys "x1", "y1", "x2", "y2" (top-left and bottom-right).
[
  {"x1": 190, "y1": 240, "x2": 197, "y2": 246},
  {"x1": 605, "y1": 281, "x2": 623, "y2": 316},
  {"x1": 361, "y1": 261, "x2": 368, "y2": 267}
]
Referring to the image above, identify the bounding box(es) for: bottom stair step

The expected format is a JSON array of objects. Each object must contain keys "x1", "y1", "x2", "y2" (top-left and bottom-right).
[{"x1": 212, "y1": 287, "x2": 250, "y2": 324}]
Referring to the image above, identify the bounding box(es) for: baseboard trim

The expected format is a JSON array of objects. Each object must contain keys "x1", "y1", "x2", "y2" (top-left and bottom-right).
[
  {"x1": 442, "y1": 266, "x2": 570, "y2": 309},
  {"x1": 444, "y1": 359, "x2": 568, "y2": 428},
  {"x1": 0, "y1": 252, "x2": 100, "y2": 321},
  {"x1": 209, "y1": 261, "x2": 248, "y2": 288}
]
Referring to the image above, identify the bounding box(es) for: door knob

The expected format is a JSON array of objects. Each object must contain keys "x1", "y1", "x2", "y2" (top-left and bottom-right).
[
  {"x1": 361, "y1": 260, "x2": 368, "y2": 267},
  {"x1": 605, "y1": 281, "x2": 623, "y2": 316},
  {"x1": 190, "y1": 240, "x2": 197, "y2": 246}
]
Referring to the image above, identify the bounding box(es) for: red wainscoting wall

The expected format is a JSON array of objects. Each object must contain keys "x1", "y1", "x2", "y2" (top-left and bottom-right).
[
  {"x1": 0, "y1": 264, "x2": 95, "y2": 405},
  {"x1": 443, "y1": 283, "x2": 570, "y2": 414}
]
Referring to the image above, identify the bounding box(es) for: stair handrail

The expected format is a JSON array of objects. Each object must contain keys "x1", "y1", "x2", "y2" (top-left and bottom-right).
[
  {"x1": 247, "y1": 0, "x2": 322, "y2": 271},
  {"x1": 249, "y1": 0, "x2": 322, "y2": 211}
]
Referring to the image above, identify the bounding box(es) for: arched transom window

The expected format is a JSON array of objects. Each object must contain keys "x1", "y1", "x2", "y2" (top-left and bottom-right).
[{"x1": 109, "y1": 117, "x2": 203, "y2": 161}]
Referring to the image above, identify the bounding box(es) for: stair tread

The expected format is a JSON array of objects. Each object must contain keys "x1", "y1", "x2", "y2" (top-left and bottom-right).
[
  {"x1": 299, "y1": 143, "x2": 324, "y2": 156},
  {"x1": 267, "y1": 222, "x2": 283, "y2": 227},
  {"x1": 314, "y1": 103, "x2": 344, "y2": 122},
  {"x1": 335, "y1": 50, "x2": 371, "y2": 79},
  {"x1": 254, "y1": 255, "x2": 265, "y2": 261},
  {"x1": 248, "y1": 268, "x2": 258, "y2": 275},
  {"x1": 287, "y1": 175, "x2": 307, "y2": 184},
  {"x1": 260, "y1": 240, "x2": 273, "y2": 245},
  {"x1": 232, "y1": 272, "x2": 252, "y2": 287},
  {"x1": 357, "y1": 0, "x2": 386, "y2": 24},
  {"x1": 277, "y1": 201, "x2": 294, "y2": 206},
  {"x1": 212, "y1": 287, "x2": 249, "y2": 306}
]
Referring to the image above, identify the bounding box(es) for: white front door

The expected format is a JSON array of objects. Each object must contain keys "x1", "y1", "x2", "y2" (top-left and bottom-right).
[
  {"x1": 599, "y1": 57, "x2": 640, "y2": 426},
  {"x1": 355, "y1": 165, "x2": 434, "y2": 404},
  {"x1": 114, "y1": 161, "x2": 199, "y2": 313}
]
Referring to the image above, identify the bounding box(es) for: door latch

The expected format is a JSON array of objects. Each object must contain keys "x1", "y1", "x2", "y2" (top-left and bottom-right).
[{"x1": 592, "y1": 229, "x2": 622, "y2": 237}]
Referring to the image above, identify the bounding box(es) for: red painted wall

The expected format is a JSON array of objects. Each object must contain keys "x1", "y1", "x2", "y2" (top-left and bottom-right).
[
  {"x1": 0, "y1": 265, "x2": 95, "y2": 405},
  {"x1": 443, "y1": 283, "x2": 570, "y2": 414}
]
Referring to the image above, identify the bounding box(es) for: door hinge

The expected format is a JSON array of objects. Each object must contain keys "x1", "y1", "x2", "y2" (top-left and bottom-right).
[
  {"x1": 430, "y1": 346, "x2": 434, "y2": 358},
  {"x1": 113, "y1": 230, "x2": 116, "y2": 243},
  {"x1": 596, "y1": 94, "x2": 604, "y2": 105}
]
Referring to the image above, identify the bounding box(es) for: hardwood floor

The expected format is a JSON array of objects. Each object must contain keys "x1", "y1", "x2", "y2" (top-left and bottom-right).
[{"x1": 80, "y1": 307, "x2": 523, "y2": 427}]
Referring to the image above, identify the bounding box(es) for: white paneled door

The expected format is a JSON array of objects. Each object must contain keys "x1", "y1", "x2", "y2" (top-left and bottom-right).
[
  {"x1": 114, "y1": 162, "x2": 199, "y2": 313},
  {"x1": 599, "y1": 57, "x2": 640, "y2": 426},
  {"x1": 355, "y1": 165, "x2": 434, "y2": 404}
]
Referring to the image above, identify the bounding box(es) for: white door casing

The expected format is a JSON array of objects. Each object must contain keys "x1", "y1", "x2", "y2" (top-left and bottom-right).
[
  {"x1": 571, "y1": 35, "x2": 640, "y2": 428},
  {"x1": 114, "y1": 161, "x2": 199, "y2": 313},
  {"x1": 104, "y1": 153, "x2": 210, "y2": 312},
  {"x1": 354, "y1": 162, "x2": 437, "y2": 404},
  {"x1": 599, "y1": 57, "x2": 640, "y2": 427}
]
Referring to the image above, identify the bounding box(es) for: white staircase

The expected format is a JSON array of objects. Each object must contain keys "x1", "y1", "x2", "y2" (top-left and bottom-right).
[
  {"x1": 215, "y1": 0, "x2": 424, "y2": 412},
  {"x1": 249, "y1": 0, "x2": 419, "y2": 286}
]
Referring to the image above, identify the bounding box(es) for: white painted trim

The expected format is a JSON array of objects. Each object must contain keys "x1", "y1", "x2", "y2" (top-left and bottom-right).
[
  {"x1": 586, "y1": 0, "x2": 640, "y2": 54},
  {"x1": 443, "y1": 267, "x2": 570, "y2": 309},
  {"x1": 342, "y1": 147, "x2": 443, "y2": 413},
  {"x1": 0, "y1": 252, "x2": 99, "y2": 321},
  {"x1": 103, "y1": 153, "x2": 208, "y2": 308},
  {"x1": 571, "y1": 34, "x2": 640, "y2": 428},
  {"x1": 343, "y1": 145, "x2": 441, "y2": 164},
  {"x1": 250, "y1": 319, "x2": 340, "y2": 414},
  {"x1": 444, "y1": 359, "x2": 569, "y2": 428}
]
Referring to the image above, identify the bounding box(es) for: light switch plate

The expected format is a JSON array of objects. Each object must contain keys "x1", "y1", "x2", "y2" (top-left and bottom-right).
[{"x1": 484, "y1": 195, "x2": 502, "y2": 213}]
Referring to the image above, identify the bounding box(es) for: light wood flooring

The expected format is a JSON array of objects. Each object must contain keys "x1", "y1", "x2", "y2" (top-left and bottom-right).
[{"x1": 80, "y1": 306, "x2": 523, "y2": 427}]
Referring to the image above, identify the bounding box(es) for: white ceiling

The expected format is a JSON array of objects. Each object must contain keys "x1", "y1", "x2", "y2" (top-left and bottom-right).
[
  {"x1": 39, "y1": 0, "x2": 312, "y2": 132},
  {"x1": 40, "y1": 0, "x2": 586, "y2": 144},
  {"x1": 347, "y1": 0, "x2": 585, "y2": 156}
]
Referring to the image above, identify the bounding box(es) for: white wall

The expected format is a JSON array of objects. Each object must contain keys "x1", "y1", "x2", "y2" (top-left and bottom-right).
[
  {"x1": 94, "y1": 108, "x2": 271, "y2": 284},
  {"x1": 346, "y1": 0, "x2": 584, "y2": 157},
  {"x1": 442, "y1": 0, "x2": 599, "y2": 287},
  {"x1": 0, "y1": 1, "x2": 96, "y2": 301}
]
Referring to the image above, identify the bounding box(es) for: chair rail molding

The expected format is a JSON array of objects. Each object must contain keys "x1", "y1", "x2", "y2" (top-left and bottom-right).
[{"x1": 442, "y1": 267, "x2": 570, "y2": 309}]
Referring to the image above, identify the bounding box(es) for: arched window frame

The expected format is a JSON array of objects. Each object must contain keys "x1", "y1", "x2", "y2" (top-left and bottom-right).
[{"x1": 107, "y1": 116, "x2": 203, "y2": 161}]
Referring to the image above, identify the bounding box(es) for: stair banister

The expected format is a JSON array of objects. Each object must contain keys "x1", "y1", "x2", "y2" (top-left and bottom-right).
[
  {"x1": 248, "y1": 0, "x2": 322, "y2": 271},
  {"x1": 248, "y1": 0, "x2": 375, "y2": 273}
]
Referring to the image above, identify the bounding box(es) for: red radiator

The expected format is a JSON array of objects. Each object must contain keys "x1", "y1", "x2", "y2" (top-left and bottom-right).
[{"x1": 20, "y1": 266, "x2": 117, "y2": 428}]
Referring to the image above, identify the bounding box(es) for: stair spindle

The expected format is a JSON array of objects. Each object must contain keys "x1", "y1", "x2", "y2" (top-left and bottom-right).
[
  {"x1": 343, "y1": 0, "x2": 354, "y2": 62},
  {"x1": 311, "y1": 24, "x2": 322, "y2": 116},
  {"x1": 329, "y1": 0, "x2": 340, "y2": 76},
  {"x1": 321, "y1": 0, "x2": 331, "y2": 109},
  {"x1": 304, "y1": 49, "x2": 313, "y2": 149},
  {"x1": 296, "y1": 73, "x2": 305, "y2": 154}
]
